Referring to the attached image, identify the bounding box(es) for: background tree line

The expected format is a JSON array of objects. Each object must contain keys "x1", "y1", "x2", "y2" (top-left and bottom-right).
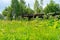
[{"x1": 1, "y1": 0, "x2": 60, "y2": 20}]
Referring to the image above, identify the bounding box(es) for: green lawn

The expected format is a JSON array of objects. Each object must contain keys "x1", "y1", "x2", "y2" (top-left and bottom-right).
[{"x1": 0, "y1": 19, "x2": 60, "y2": 40}]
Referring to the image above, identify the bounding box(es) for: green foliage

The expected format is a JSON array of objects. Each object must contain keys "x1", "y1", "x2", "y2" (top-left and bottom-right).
[
  {"x1": 2, "y1": 0, "x2": 60, "y2": 20},
  {"x1": 19, "y1": 0, "x2": 26, "y2": 14},
  {"x1": 26, "y1": 4, "x2": 34, "y2": 14},
  {"x1": 44, "y1": 0, "x2": 60, "y2": 14},
  {"x1": 2, "y1": 0, "x2": 34, "y2": 20},
  {"x1": 0, "y1": 14, "x2": 4, "y2": 20},
  {"x1": 0, "y1": 19, "x2": 60, "y2": 40},
  {"x1": 34, "y1": 0, "x2": 41, "y2": 13},
  {"x1": 40, "y1": 0, "x2": 43, "y2": 13},
  {"x1": 2, "y1": 6, "x2": 13, "y2": 20},
  {"x1": 11, "y1": 0, "x2": 20, "y2": 17}
]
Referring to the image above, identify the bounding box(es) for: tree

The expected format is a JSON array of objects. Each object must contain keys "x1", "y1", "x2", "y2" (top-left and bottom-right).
[
  {"x1": 20, "y1": 0, "x2": 26, "y2": 14},
  {"x1": 34, "y1": 0, "x2": 41, "y2": 14},
  {"x1": 26, "y1": 3, "x2": 34, "y2": 14},
  {"x1": 11, "y1": 0, "x2": 20, "y2": 20},
  {"x1": 40, "y1": 0, "x2": 43, "y2": 13},
  {"x1": 2, "y1": 6, "x2": 13, "y2": 20},
  {"x1": 2, "y1": 0, "x2": 27, "y2": 20},
  {"x1": 0, "y1": 14, "x2": 4, "y2": 20},
  {"x1": 44, "y1": 0, "x2": 60, "y2": 14},
  {"x1": 2, "y1": 8, "x2": 8, "y2": 16}
]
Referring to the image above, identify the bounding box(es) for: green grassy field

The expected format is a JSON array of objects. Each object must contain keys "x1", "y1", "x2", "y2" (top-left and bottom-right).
[{"x1": 0, "y1": 19, "x2": 60, "y2": 40}]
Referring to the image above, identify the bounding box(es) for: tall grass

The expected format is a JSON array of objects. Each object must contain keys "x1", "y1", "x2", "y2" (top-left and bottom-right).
[{"x1": 0, "y1": 19, "x2": 60, "y2": 40}]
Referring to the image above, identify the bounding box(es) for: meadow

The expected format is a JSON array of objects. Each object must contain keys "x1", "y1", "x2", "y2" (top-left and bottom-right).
[{"x1": 0, "y1": 19, "x2": 60, "y2": 40}]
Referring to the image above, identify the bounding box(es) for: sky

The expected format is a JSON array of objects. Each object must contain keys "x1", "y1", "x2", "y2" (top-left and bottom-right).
[{"x1": 0, "y1": 0, "x2": 60, "y2": 13}]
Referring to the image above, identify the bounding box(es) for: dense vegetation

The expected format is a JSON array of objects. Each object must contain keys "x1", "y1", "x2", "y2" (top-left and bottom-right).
[
  {"x1": 0, "y1": 19, "x2": 60, "y2": 40},
  {"x1": 0, "y1": 0, "x2": 60, "y2": 40},
  {"x1": 1, "y1": 0, "x2": 60, "y2": 20}
]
